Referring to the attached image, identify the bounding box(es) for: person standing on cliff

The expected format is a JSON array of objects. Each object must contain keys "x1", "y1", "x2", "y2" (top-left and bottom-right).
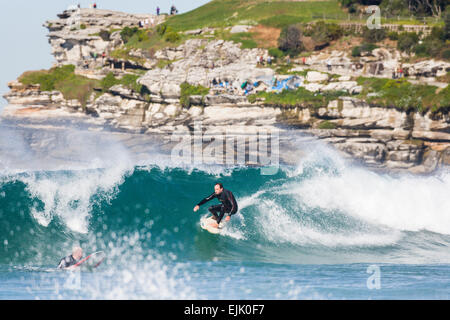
[{"x1": 157, "y1": 7, "x2": 160, "y2": 16}]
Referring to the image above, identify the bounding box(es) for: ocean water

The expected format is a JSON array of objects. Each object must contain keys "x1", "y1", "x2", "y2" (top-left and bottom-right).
[{"x1": 0, "y1": 125, "x2": 450, "y2": 299}]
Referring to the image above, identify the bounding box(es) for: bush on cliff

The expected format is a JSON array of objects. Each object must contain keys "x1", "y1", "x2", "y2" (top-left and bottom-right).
[
  {"x1": 351, "y1": 43, "x2": 378, "y2": 56},
  {"x1": 362, "y1": 27, "x2": 386, "y2": 43},
  {"x1": 164, "y1": 31, "x2": 181, "y2": 43},
  {"x1": 19, "y1": 64, "x2": 76, "y2": 91},
  {"x1": 248, "y1": 87, "x2": 348, "y2": 108},
  {"x1": 304, "y1": 21, "x2": 343, "y2": 45},
  {"x1": 278, "y1": 24, "x2": 304, "y2": 56},
  {"x1": 19, "y1": 64, "x2": 99, "y2": 108},
  {"x1": 120, "y1": 27, "x2": 140, "y2": 44},
  {"x1": 99, "y1": 29, "x2": 111, "y2": 41},
  {"x1": 412, "y1": 26, "x2": 450, "y2": 60},
  {"x1": 445, "y1": 11, "x2": 450, "y2": 40},
  {"x1": 179, "y1": 82, "x2": 210, "y2": 108},
  {"x1": 357, "y1": 77, "x2": 450, "y2": 113},
  {"x1": 397, "y1": 32, "x2": 418, "y2": 54},
  {"x1": 100, "y1": 72, "x2": 144, "y2": 94}
]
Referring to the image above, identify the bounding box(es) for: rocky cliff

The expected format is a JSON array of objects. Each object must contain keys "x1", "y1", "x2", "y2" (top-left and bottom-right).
[{"x1": 2, "y1": 8, "x2": 450, "y2": 173}]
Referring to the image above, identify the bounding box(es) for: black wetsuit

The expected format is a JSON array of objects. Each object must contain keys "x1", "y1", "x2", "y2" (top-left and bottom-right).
[
  {"x1": 197, "y1": 189, "x2": 238, "y2": 224},
  {"x1": 57, "y1": 255, "x2": 78, "y2": 269}
]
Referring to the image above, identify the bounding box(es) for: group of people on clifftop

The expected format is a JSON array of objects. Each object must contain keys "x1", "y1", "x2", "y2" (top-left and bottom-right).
[{"x1": 74, "y1": 3, "x2": 177, "y2": 16}]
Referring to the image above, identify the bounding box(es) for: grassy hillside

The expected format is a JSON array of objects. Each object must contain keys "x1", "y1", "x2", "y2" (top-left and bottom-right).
[
  {"x1": 19, "y1": 65, "x2": 145, "y2": 108},
  {"x1": 166, "y1": 0, "x2": 347, "y2": 30}
]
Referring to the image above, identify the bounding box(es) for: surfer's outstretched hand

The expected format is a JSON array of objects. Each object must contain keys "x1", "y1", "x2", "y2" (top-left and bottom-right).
[
  {"x1": 225, "y1": 216, "x2": 230, "y2": 222},
  {"x1": 193, "y1": 205, "x2": 199, "y2": 212}
]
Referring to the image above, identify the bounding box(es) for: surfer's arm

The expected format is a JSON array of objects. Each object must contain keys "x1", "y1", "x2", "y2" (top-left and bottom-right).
[
  {"x1": 197, "y1": 192, "x2": 216, "y2": 206},
  {"x1": 57, "y1": 260, "x2": 65, "y2": 269},
  {"x1": 57, "y1": 256, "x2": 70, "y2": 269},
  {"x1": 226, "y1": 190, "x2": 238, "y2": 216}
]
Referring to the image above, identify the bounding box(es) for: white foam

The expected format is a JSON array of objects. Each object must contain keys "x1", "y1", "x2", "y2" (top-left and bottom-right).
[
  {"x1": 256, "y1": 199, "x2": 401, "y2": 247},
  {"x1": 293, "y1": 166, "x2": 450, "y2": 235},
  {"x1": 20, "y1": 164, "x2": 133, "y2": 233}
]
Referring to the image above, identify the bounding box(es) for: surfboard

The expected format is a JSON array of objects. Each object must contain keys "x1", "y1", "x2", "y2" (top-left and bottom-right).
[
  {"x1": 65, "y1": 251, "x2": 106, "y2": 271},
  {"x1": 200, "y1": 216, "x2": 226, "y2": 234}
]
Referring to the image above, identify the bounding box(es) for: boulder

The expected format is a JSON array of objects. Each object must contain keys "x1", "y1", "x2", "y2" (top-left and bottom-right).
[{"x1": 306, "y1": 71, "x2": 329, "y2": 82}]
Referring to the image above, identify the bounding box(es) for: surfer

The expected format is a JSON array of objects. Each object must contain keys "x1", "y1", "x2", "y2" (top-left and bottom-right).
[
  {"x1": 193, "y1": 183, "x2": 238, "y2": 225},
  {"x1": 57, "y1": 247, "x2": 83, "y2": 269}
]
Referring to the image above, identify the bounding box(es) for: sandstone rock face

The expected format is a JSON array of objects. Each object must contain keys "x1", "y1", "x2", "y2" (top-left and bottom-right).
[
  {"x1": 306, "y1": 71, "x2": 329, "y2": 82},
  {"x1": 292, "y1": 97, "x2": 450, "y2": 171},
  {"x1": 44, "y1": 8, "x2": 165, "y2": 66},
  {"x1": 229, "y1": 25, "x2": 252, "y2": 33},
  {"x1": 2, "y1": 8, "x2": 449, "y2": 174},
  {"x1": 139, "y1": 39, "x2": 273, "y2": 99},
  {"x1": 403, "y1": 59, "x2": 450, "y2": 78}
]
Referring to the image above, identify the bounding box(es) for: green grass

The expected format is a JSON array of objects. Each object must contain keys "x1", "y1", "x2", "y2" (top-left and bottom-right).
[
  {"x1": 19, "y1": 65, "x2": 99, "y2": 108},
  {"x1": 318, "y1": 120, "x2": 337, "y2": 129},
  {"x1": 248, "y1": 86, "x2": 349, "y2": 108},
  {"x1": 109, "y1": 47, "x2": 147, "y2": 65},
  {"x1": 356, "y1": 77, "x2": 450, "y2": 113},
  {"x1": 180, "y1": 82, "x2": 210, "y2": 107},
  {"x1": 165, "y1": 0, "x2": 347, "y2": 31},
  {"x1": 100, "y1": 72, "x2": 144, "y2": 94},
  {"x1": 19, "y1": 65, "x2": 147, "y2": 108},
  {"x1": 247, "y1": 75, "x2": 450, "y2": 114},
  {"x1": 110, "y1": 26, "x2": 202, "y2": 63}
]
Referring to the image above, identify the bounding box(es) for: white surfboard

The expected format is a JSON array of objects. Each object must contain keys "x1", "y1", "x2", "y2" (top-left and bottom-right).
[{"x1": 200, "y1": 216, "x2": 226, "y2": 234}]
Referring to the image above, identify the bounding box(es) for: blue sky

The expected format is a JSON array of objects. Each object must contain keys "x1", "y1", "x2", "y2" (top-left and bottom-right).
[{"x1": 0, "y1": 0, "x2": 210, "y2": 111}]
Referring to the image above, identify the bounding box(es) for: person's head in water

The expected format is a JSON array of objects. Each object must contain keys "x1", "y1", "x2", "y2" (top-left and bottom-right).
[
  {"x1": 72, "y1": 247, "x2": 83, "y2": 260},
  {"x1": 214, "y1": 183, "x2": 223, "y2": 195}
]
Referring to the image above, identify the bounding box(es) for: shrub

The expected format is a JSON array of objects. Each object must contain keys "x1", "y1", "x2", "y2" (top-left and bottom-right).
[
  {"x1": 19, "y1": 65, "x2": 76, "y2": 91},
  {"x1": 268, "y1": 47, "x2": 285, "y2": 59},
  {"x1": 397, "y1": 32, "x2": 418, "y2": 54},
  {"x1": 156, "y1": 24, "x2": 169, "y2": 36},
  {"x1": 351, "y1": 43, "x2": 378, "y2": 56},
  {"x1": 442, "y1": 49, "x2": 450, "y2": 60},
  {"x1": 278, "y1": 24, "x2": 304, "y2": 56},
  {"x1": 306, "y1": 21, "x2": 343, "y2": 44},
  {"x1": 351, "y1": 46, "x2": 362, "y2": 57},
  {"x1": 414, "y1": 43, "x2": 428, "y2": 56},
  {"x1": 100, "y1": 72, "x2": 120, "y2": 91},
  {"x1": 80, "y1": 24, "x2": 87, "y2": 30},
  {"x1": 19, "y1": 64, "x2": 98, "y2": 109},
  {"x1": 120, "y1": 26, "x2": 139, "y2": 44},
  {"x1": 429, "y1": 26, "x2": 444, "y2": 41},
  {"x1": 252, "y1": 87, "x2": 348, "y2": 109},
  {"x1": 387, "y1": 31, "x2": 399, "y2": 41},
  {"x1": 416, "y1": 38, "x2": 445, "y2": 57},
  {"x1": 99, "y1": 29, "x2": 111, "y2": 41},
  {"x1": 445, "y1": 11, "x2": 450, "y2": 40},
  {"x1": 164, "y1": 31, "x2": 181, "y2": 43},
  {"x1": 179, "y1": 82, "x2": 209, "y2": 108},
  {"x1": 362, "y1": 27, "x2": 386, "y2": 43},
  {"x1": 318, "y1": 120, "x2": 337, "y2": 129},
  {"x1": 120, "y1": 74, "x2": 143, "y2": 93}
]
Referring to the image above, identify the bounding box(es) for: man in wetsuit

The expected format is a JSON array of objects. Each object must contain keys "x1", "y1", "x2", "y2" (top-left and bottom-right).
[
  {"x1": 193, "y1": 183, "x2": 238, "y2": 226},
  {"x1": 57, "y1": 247, "x2": 83, "y2": 269}
]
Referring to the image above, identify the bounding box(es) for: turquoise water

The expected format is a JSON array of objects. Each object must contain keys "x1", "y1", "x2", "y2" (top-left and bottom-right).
[{"x1": 1, "y1": 154, "x2": 450, "y2": 299}]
